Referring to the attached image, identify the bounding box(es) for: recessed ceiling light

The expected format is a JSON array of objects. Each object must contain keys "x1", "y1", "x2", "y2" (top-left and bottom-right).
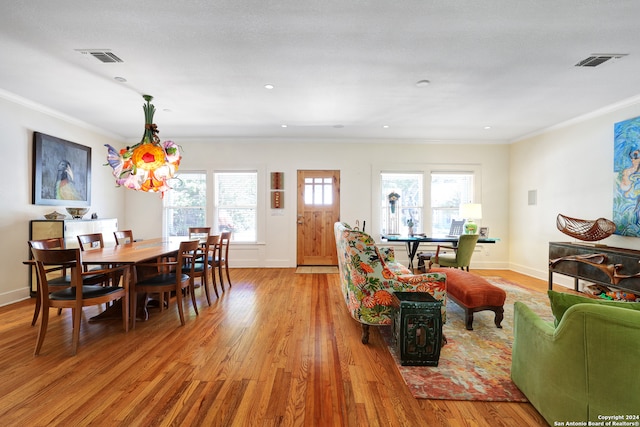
[
  {"x1": 281, "y1": 124, "x2": 287, "y2": 128},
  {"x1": 415, "y1": 80, "x2": 430, "y2": 87},
  {"x1": 265, "y1": 84, "x2": 275, "y2": 90},
  {"x1": 484, "y1": 126, "x2": 492, "y2": 130},
  {"x1": 382, "y1": 125, "x2": 390, "y2": 129},
  {"x1": 113, "y1": 76, "x2": 127, "y2": 82}
]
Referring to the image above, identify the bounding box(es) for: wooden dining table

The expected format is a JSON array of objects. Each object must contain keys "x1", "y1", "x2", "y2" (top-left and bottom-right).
[
  {"x1": 80, "y1": 238, "x2": 186, "y2": 323},
  {"x1": 25, "y1": 238, "x2": 198, "y2": 327}
]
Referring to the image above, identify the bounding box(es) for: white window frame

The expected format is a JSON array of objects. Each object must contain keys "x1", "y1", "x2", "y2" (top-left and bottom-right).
[
  {"x1": 162, "y1": 170, "x2": 207, "y2": 239},
  {"x1": 430, "y1": 171, "x2": 476, "y2": 236},
  {"x1": 380, "y1": 172, "x2": 424, "y2": 235},
  {"x1": 214, "y1": 170, "x2": 259, "y2": 243},
  {"x1": 372, "y1": 163, "x2": 482, "y2": 238}
]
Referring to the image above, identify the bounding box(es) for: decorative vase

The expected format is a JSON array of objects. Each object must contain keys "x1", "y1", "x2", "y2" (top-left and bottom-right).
[
  {"x1": 408, "y1": 226, "x2": 414, "y2": 236},
  {"x1": 390, "y1": 201, "x2": 396, "y2": 213}
]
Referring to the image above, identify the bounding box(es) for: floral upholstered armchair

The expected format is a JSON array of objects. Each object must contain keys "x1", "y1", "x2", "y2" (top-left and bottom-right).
[{"x1": 334, "y1": 222, "x2": 447, "y2": 343}]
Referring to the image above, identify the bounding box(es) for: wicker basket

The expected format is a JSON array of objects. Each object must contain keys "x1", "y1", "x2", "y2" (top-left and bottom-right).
[{"x1": 556, "y1": 214, "x2": 616, "y2": 241}]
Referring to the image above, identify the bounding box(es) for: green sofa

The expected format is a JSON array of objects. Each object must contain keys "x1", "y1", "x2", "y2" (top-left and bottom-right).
[{"x1": 511, "y1": 300, "x2": 640, "y2": 425}]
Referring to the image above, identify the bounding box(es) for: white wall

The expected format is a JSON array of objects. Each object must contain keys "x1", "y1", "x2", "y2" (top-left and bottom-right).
[
  {"x1": 1, "y1": 93, "x2": 511, "y2": 306},
  {"x1": 0, "y1": 95, "x2": 125, "y2": 306},
  {"x1": 509, "y1": 99, "x2": 640, "y2": 285},
  {"x1": 126, "y1": 140, "x2": 511, "y2": 270}
]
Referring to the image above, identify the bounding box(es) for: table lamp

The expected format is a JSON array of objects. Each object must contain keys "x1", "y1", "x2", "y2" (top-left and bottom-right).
[{"x1": 459, "y1": 203, "x2": 482, "y2": 234}]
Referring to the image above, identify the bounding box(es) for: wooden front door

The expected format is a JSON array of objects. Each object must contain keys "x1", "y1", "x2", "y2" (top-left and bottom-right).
[{"x1": 296, "y1": 170, "x2": 340, "y2": 266}]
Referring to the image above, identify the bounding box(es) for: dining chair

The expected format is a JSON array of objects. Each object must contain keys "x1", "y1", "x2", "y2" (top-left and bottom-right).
[
  {"x1": 113, "y1": 230, "x2": 134, "y2": 245},
  {"x1": 132, "y1": 240, "x2": 199, "y2": 328},
  {"x1": 210, "y1": 231, "x2": 232, "y2": 290},
  {"x1": 188, "y1": 227, "x2": 211, "y2": 244},
  {"x1": 77, "y1": 232, "x2": 117, "y2": 298},
  {"x1": 28, "y1": 238, "x2": 69, "y2": 326},
  {"x1": 77, "y1": 233, "x2": 104, "y2": 251},
  {"x1": 429, "y1": 234, "x2": 479, "y2": 271},
  {"x1": 190, "y1": 234, "x2": 219, "y2": 305},
  {"x1": 30, "y1": 247, "x2": 130, "y2": 356}
]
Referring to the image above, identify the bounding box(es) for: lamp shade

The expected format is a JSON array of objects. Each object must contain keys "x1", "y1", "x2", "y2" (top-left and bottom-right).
[{"x1": 459, "y1": 203, "x2": 482, "y2": 220}]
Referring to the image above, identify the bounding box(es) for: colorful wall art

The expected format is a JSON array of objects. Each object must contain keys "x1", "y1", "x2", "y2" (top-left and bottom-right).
[{"x1": 613, "y1": 116, "x2": 640, "y2": 236}]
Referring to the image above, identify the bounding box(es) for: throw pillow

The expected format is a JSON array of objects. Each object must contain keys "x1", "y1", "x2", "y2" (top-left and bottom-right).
[{"x1": 548, "y1": 290, "x2": 640, "y2": 326}]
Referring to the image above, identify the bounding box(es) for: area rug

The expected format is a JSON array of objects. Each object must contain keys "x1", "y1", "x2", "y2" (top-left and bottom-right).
[{"x1": 380, "y1": 277, "x2": 554, "y2": 401}]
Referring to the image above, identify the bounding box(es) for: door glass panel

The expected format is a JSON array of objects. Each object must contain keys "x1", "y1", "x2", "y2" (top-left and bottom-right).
[{"x1": 305, "y1": 177, "x2": 333, "y2": 205}]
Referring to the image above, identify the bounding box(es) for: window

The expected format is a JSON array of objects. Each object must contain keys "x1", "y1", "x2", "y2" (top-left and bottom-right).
[
  {"x1": 431, "y1": 172, "x2": 474, "y2": 235},
  {"x1": 304, "y1": 177, "x2": 333, "y2": 205},
  {"x1": 379, "y1": 169, "x2": 476, "y2": 236},
  {"x1": 215, "y1": 171, "x2": 257, "y2": 242},
  {"x1": 163, "y1": 172, "x2": 207, "y2": 237},
  {"x1": 381, "y1": 172, "x2": 423, "y2": 235}
]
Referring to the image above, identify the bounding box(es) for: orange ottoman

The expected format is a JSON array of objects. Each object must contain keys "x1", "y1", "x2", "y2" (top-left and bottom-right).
[{"x1": 430, "y1": 268, "x2": 506, "y2": 330}]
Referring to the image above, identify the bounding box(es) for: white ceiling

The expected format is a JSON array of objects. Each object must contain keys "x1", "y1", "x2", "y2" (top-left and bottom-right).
[{"x1": 2, "y1": 1, "x2": 640, "y2": 143}]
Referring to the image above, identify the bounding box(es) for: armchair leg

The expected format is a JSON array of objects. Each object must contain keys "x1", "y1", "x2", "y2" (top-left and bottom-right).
[{"x1": 361, "y1": 324, "x2": 370, "y2": 344}]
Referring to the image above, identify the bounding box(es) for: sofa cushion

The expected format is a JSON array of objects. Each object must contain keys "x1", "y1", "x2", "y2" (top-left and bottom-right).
[{"x1": 548, "y1": 289, "x2": 640, "y2": 326}]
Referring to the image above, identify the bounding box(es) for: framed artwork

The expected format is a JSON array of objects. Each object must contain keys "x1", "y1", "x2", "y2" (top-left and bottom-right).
[
  {"x1": 32, "y1": 132, "x2": 91, "y2": 206},
  {"x1": 614, "y1": 116, "x2": 640, "y2": 236},
  {"x1": 479, "y1": 227, "x2": 489, "y2": 238},
  {"x1": 270, "y1": 172, "x2": 284, "y2": 189}
]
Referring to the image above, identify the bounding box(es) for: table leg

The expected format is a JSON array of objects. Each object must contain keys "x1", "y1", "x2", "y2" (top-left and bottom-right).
[{"x1": 405, "y1": 241, "x2": 420, "y2": 271}]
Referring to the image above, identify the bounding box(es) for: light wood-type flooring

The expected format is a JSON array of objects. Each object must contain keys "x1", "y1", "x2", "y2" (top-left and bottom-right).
[{"x1": 0, "y1": 269, "x2": 549, "y2": 426}]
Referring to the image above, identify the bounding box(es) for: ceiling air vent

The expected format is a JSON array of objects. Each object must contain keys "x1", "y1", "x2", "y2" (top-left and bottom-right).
[
  {"x1": 75, "y1": 49, "x2": 123, "y2": 63},
  {"x1": 575, "y1": 53, "x2": 627, "y2": 67}
]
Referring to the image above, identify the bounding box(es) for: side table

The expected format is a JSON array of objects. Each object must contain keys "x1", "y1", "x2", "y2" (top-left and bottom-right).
[{"x1": 392, "y1": 291, "x2": 444, "y2": 366}]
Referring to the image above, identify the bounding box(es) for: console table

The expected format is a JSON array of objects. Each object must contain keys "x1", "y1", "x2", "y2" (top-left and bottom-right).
[
  {"x1": 549, "y1": 241, "x2": 640, "y2": 294},
  {"x1": 382, "y1": 235, "x2": 499, "y2": 270}
]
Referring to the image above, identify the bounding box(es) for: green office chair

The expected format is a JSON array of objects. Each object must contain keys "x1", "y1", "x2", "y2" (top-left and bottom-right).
[{"x1": 429, "y1": 234, "x2": 479, "y2": 271}]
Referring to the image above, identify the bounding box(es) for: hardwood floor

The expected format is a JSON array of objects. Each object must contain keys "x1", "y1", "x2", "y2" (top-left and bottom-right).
[{"x1": 0, "y1": 269, "x2": 549, "y2": 426}]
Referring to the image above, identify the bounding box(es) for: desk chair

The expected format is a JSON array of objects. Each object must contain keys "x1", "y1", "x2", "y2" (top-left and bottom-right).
[
  {"x1": 448, "y1": 219, "x2": 466, "y2": 237},
  {"x1": 429, "y1": 234, "x2": 479, "y2": 271},
  {"x1": 416, "y1": 219, "x2": 467, "y2": 272},
  {"x1": 31, "y1": 247, "x2": 129, "y2": 356}
]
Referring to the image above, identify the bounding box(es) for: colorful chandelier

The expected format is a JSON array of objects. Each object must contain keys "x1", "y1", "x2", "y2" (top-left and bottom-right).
[{"x1": 105, "y1": 95, "x2": 181, "y2": 197}]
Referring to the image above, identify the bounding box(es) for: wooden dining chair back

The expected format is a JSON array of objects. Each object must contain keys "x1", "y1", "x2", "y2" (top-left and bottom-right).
[
  {"x1": 31, "y1": 247, "x2": 129, "y2": 356},
  {"x1": 28, "y1": 238, "x2": 69, "y2": 326},
  {"x1": 188, "y1": 227, "x2": 211, "y2": 244},
  {"x1": 132, "y1": 240, "x2": 200, "y2": 328},
  {"x1": 113, "y1": 230, "x2": 134, "y2": 245},
  {"x1": 212, "y1": 231, "x2": 232, "y2": 290},
  {"x1": 198, "y1": 234, "x2": 220, "y2": 300},
  {"x1": 77, "y1": 233, "x2": 104, "y2": 251}
]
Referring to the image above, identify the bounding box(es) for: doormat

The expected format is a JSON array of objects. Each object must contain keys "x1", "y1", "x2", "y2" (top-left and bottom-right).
[
  {"x1": 296, "y1": 266, "x2": 339, "y2": 274},
  {"x1": 380, "y1": 277, "x2": 554, "y2": 401}
]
